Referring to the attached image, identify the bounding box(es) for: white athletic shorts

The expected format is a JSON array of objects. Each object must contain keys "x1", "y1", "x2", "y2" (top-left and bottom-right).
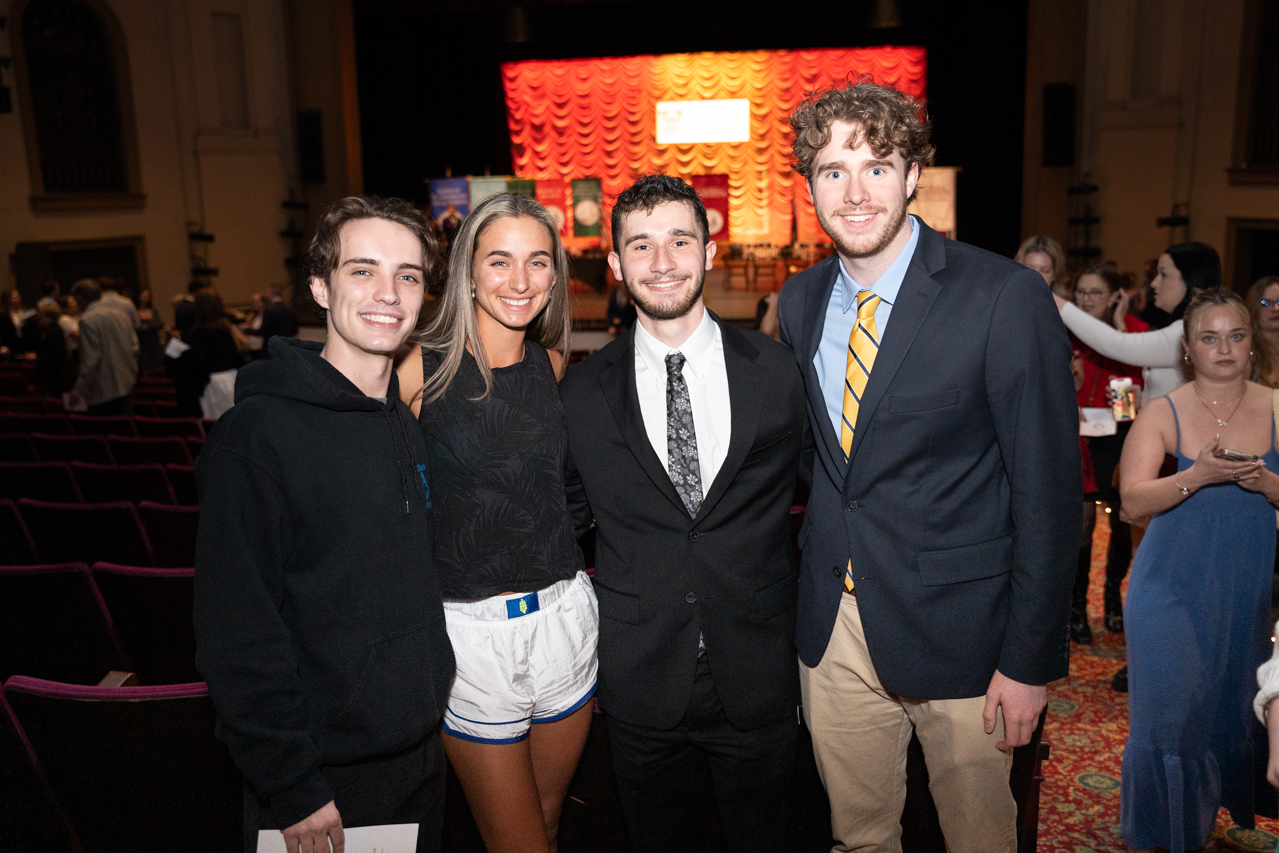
[{"x1": 441, "y1": 570, "x2": 599, "y2": 744}]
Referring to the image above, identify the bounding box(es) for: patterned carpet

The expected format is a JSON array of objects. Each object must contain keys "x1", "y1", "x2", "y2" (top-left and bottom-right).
[{"x1": 1039, "y1": 509, "x2": 1279, "y2": 852}]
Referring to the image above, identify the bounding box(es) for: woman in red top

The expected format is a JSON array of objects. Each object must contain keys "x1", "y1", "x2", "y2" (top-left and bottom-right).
[{"x1": 1070, "y1": 264, "x2": 1146, "y2": 645}]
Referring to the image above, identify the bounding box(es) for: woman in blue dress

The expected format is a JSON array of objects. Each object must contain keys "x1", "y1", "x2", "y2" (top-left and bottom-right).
[{"x1": 1118, "y1": 288, "x2": 1279, "y2": 852}]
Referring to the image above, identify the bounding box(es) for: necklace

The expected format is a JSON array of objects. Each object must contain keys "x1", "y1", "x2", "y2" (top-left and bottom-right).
[{"x1": 1192, "y1": 384, "x2": 1246, "y2": 427}]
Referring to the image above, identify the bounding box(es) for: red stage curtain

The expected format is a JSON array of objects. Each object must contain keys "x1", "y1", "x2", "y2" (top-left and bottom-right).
[{"x1": 503, "y1": 48, "x2": 927, "y2": 246}]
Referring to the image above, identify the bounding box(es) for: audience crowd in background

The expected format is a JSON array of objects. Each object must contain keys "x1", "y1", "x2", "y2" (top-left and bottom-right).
[{"x1": 0, "y1": 280, "x2": 298, "y2": 422}]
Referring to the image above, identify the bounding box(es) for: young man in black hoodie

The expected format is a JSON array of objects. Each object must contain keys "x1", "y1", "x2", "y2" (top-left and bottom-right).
[{"x1": 194, "y1": 196, "x2": 455, "y2": 853}]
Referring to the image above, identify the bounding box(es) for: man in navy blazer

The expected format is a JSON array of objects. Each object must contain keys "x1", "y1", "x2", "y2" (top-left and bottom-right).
[{"x1": 778, "y1": 81, "x2": 1080, "y2": 851}]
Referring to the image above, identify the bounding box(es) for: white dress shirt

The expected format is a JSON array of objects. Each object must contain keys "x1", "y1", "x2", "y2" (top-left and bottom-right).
[{"x1": 633, "y1": 308, "x2": 732, "y2": 495}]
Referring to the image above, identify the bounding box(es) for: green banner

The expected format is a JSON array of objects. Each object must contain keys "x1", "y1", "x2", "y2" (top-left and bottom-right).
[
  {"x1": 469, "y1": 176, "x2": 509, "y2": 209},
  {"x1": 571, "y1": 178, "x2": 603, "y2": 237},
  {"x1": 506, "y1": 177, "x2": 536, "y2": 198}
]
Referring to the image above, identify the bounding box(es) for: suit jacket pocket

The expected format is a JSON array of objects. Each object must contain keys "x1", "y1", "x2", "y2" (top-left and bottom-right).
[
  {"x1": 916, "y1": 536, "x2": 1012, "y2": 586},
  {"x1": 742, "y1": 430, "x2": 794, "y2": 465},
  {"x1": 594, "y1": 579, "x2": 641, "y2": 625},
  {"x1": 752, "y1": 573, "x2": 798, "y2": 620},
  {"x1": 887, "y1": 388, "x2": 961, "y2": 414}
]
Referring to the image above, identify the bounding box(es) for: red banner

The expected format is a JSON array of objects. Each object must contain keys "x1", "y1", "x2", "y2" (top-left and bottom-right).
[
  {"x1": 535, "y1": 180, "x2": 569, "y2": 236},
  {"x1": 689, "y1": 175, "x2": 730, "y2": 243}
]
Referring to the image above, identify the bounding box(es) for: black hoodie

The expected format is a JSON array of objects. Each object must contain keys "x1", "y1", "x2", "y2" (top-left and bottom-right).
[{"x1": 193, "y1": 338, "x2": 454, "y2": 828}]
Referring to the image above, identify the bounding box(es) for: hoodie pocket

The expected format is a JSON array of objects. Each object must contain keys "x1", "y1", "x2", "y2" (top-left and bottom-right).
[{"x1": 330, "y1": 618, "x2": 453, "y2": 742}]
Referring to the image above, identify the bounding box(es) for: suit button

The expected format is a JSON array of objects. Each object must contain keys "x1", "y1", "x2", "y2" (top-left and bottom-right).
[
  {"x1": 832, "y1": 566, "x2": 842, "y2": 578},
  {"x1": 846, "y1": 501, "x2": 858, "y2": 512},
  {"x1": 689, "y1": 531, "x2": 699, "y2": 542},
  {"x1": 686, "y1": 593, "x2": 697, "y2": 604}
]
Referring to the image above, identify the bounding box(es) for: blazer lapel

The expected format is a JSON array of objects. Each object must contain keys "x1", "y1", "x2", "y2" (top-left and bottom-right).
[
  {"x1": 695, "y1": 318, "x2": 762, "y2": 523},
  {"x1": 844, "y1": 237, "x2": 944, "y2": 471},
  {"x1": 598, "y1": 330, "x2": 690, "y2": 517},
  {"x1": 799, "y1": 257, "x2": 847, "y2": 476}
]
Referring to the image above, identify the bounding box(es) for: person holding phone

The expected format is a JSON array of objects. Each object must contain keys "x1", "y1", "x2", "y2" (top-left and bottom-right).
[{"x1": 1116, "y1": 288, "x2": 1279, "y2": 853}]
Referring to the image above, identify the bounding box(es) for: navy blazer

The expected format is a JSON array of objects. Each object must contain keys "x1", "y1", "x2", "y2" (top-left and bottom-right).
[
  {"x1": 561, "y1": 314, "x2": 811, "y2": 731},
  {"x1": 778, "y1": 221, "x2": 1081, "y2": 699}
]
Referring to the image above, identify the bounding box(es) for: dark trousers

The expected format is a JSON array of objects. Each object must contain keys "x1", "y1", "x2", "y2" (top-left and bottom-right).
[
  {"x1": 606, "y1": 656, "x2": 797, "y2": 853},
  {"x1": 1074, "y1": 428, "x2": 1134, "y2": 610},
  {"x1": 243, "y1": 728, "x2": 446, "y2": 853},
  {"x1": 87, "y1": 395, "x2": 132, "y2": 416}
]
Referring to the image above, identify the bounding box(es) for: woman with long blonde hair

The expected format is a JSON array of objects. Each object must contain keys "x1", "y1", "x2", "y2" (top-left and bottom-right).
[{"x1": 396, "y1": 192, "x2": 595, "y2": 853}]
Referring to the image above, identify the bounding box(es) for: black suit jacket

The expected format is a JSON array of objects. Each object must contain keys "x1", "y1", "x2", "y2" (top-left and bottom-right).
[
  {"x1": 778, "y1": 221, "x2": 1081, "y2": 700},
  {"x1": 561, "y1": 314, "x2": 810, "y2": 731}
]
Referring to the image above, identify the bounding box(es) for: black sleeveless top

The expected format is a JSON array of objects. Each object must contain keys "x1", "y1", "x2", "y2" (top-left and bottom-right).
[{"x1": 418, "y1": 341, "x2": 584, "y2": 598}]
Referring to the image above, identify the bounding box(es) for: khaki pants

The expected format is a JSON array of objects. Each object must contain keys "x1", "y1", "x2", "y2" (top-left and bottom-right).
[{"x1": 799, "y1": 593, "x2": 1016, "y2": 853}]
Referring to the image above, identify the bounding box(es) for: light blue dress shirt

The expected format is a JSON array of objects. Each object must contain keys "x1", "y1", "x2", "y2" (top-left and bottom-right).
[{"x1": 814, "y1": 214, "x2": 922, "y2": 442}]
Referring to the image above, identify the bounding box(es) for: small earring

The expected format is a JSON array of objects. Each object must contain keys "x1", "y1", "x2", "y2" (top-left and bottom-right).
[
  {"x1": 1183, "y1": 352, "x2": 1191, "y2": 364},
  {"x1": 471, "y1": 289, "x2": 476, "y2": 299}
]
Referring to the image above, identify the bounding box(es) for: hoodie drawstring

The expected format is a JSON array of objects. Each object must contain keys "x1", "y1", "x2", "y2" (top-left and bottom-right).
[
  {"x1": 387, "y1": 403, "x2": 429, "y2": 514},
  {"x1": 386, "y1": 407, "x2": 411, "y2": 514}
]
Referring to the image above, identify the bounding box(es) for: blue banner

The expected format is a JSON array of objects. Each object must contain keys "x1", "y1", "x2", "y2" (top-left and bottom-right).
[{"x1": 429, "y1": 177, "x2": 469, "y2": 221}]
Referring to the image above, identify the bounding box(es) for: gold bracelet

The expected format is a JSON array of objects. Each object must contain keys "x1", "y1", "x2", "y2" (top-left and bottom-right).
[{"x1": 1174, "y1": 477, "x2": 1192, "y2": 497}]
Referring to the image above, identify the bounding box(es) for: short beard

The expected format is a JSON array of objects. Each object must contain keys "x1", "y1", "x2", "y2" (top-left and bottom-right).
[
  {"x1": 624, "y1": 265, "x2": 706, "y2": 322},
  {"x1": 816, "y1": 195, "x2": 909, "y2": 261}
]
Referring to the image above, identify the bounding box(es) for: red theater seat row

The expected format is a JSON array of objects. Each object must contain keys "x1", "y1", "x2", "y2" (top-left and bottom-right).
[
  {"x1": 1, "y1": 677, "x2": 239, "y2": 851},
  {"x1": 4, "y1": 433, "x2": 203, "y2": 466},
  {"x1": 0, "y1": 412, "x2": 209, "y2": 438},
  {"x1": 0, "y1": 561, "x2": 198, "y2": 686},
  {"x1": 0, "y1": 498, "x2": 198, "y2": 568},
  {"x1": 0, "y1": 461, "x2": 198, "y2": 506}
]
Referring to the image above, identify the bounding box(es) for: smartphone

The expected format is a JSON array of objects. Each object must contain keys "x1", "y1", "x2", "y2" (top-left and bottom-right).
[{"x1": 1215, "y1": 448, "x2": 1260, "y2": 462}]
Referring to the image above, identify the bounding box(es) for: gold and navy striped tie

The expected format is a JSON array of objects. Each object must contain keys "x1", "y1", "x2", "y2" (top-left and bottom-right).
[{"x1": 840, "y1": 289, "x2": 880, "y2": 592}]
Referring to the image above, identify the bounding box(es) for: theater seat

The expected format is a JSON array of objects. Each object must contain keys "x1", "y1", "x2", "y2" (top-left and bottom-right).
[
  {"x1": 91, "y1": 564, "x2": 198, "y2": 684},
  {"x1": 133, "y1": 416, "x2": 204, "y2": 439},
  {"x1": 0, "y1": 683, "x2": 81, "y2": 852},
  {"x1": 107, "y1": 435, "x2": 192, "y2": 466},
  {"x1": 68, "y1": 414, "x2": 138, "y2": 437},
  {"x1": 166, "y1": 464, "x2": 199, "y2": 506},
  {"x1": 136, "y1": 502, "x2": 198, "y2": 568},
  {"x1": 4, "y1": 412, "x2": 71, "y2": 435},
  {"x1": 0, "y1": 395, "x2": 51, "y2": 414},
  {"x1": 0, "y1": 563, "x2": 129, "y2": 683},
  {"x1": 71, "y1": 462, "x2": 175, "y2": 505},
  {"x1": 31, "y1": 433, "x2": 114, "y2": 465},
  {"x1": 18, "y1": 499, "x2": 154, "y2": 567},
  {"x1": 0, "y1": 433, "x2": 38, "y2": 462},
  {"x1": 3, "y1": 676, "x2": 241, "y2": 851},
  {"x1": 0, "y1": 461, "x2": 83, "y2": 503},
  {"x1": 0, "y1": 499, "x2": 37, "y2": 564},
  {"x1": 0, "y1": 373, "x2": 32, "y2": 396}
]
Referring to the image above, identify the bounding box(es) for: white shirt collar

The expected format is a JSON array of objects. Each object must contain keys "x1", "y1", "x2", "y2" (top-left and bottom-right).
[{"x1": 633, "y1": 306, "x2": 718, "y2": 378}]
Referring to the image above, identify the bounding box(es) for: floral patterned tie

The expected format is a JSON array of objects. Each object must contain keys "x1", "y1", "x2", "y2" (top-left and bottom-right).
[{"x1": 666, "y1": 352, "x2": 703, "y2": 517}]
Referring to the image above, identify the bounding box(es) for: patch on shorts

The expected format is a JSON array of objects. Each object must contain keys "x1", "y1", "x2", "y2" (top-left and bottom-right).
[{"x1": 506, "y1": 591, "x2": 540, "y2": 619}]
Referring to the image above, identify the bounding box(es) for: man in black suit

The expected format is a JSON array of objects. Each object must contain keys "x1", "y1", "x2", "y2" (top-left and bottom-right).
[
  {"x1": 778, "y1": 81, "x2": 1079, "y2": 851},
  {"x1": 561, "y1": 175, "x2": 810, "y2": 852},
  {"x1": 259, "y1": 285, "x2": 300, "y2": 350}
]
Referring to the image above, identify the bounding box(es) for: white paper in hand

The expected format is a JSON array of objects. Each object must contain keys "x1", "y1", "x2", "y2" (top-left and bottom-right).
[
  {"x1": 1079, "y1": 407, "x2": 1118, "y2": 437},
  {"x1": 165, "y1": 336, "x2": 191, "y2": 359},
  {"x1": 256, "y1": 823, "x2": 418, "y2": 853}
]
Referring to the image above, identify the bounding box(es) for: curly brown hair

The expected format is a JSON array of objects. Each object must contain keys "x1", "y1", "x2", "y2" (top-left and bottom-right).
[{"x1": 789, "y1": 78, "x2": 935, "y2": 195}]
